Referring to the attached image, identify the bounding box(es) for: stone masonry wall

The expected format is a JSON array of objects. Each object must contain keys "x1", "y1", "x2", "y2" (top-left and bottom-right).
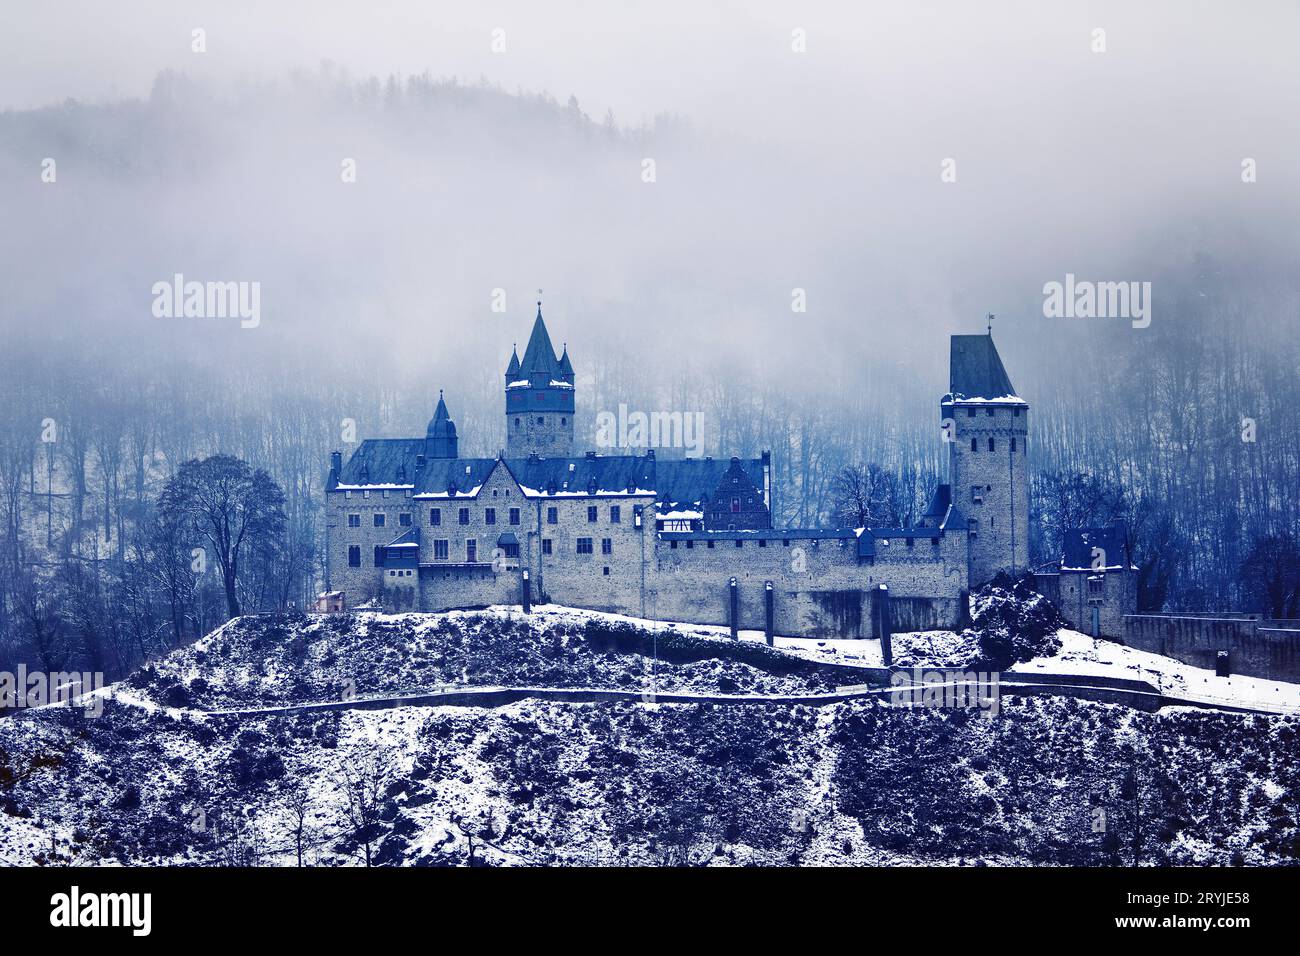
[
  {"x1": 644, "y1": 527, "x2": 967, "y2": 638},
  {"x1": 949, "y1": 403, "x2": 1029, "y2": 585}
]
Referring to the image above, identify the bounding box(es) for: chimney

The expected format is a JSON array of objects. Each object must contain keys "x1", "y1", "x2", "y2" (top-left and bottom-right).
[{"x1": 328, "y1": 451, "x2": 342, "y2": 491}]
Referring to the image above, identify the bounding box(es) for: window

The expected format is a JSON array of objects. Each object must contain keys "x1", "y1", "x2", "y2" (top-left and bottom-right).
[
  {"x1": 458, "y1": 508, "x2": 470, "y2": 525},
  {"x1": 373, "y1": 546, "x2": 385, "y2": 567},
  {"x1": 587, "y1": 506, "x2": 598, "y2": 523},
  {"x1": 967, "y1": 408, "x2": 976, "y2": 418},
  {"x1": 970, "y1": 438, "x2": 978, "y2": 452},
  {"x1": 430, "y1": 508, "x2": 441, "y2": 526},
  {"x1": 514, "y1": 417, "x2": 520, "y2": 427},
  {"x1": 542, "y1": 538, "x2": 553, "y2": 555},
  {"x1": 509, "y1": 507, "x2": 520, "y2": 526},
  {"x1": 610, "y1": 505, "x2": 621, "y2": 523},
  {"x1": 537, "y1": 416, "x2": 545, "y2": 425},
  {"x1": 670, "y1": 540, "x2": 678, "y2": 549},
  {"x1": 399, "y1": 513, "x2": 412, "y2": 527},
  {"x1": 686, "y1": 540, "x2": 694, "y2": 549},
  {"x1": 561, "y1": 417, "x2": 567, "y2": 425},
  {"x1": 1089, "y1": 576, "x2": 1105, "y2": 597},
  {"x1": 503, "y1": 543, "x2": 519, "y2": 558},
  {"x1": 547, "y1": 507, "x2": 558, "y2": 525},
  {"x1": 348, "y1": 513, "x2": 360, "y2": 528},
  {"x1": 967, "y1": 518, "x2": 978, "y2": 536},
  {"x1": 466, "y1": 539, "x2": 477, "y2": 562},
  {"x1": 986, "y1": 407, "x2": 994, "y2": 417},
  {"x1": 988, "y1": 438, "x2": 995, "y2": 452},
  {"x1": 577, "y1": 537, "x2": 593, "y2": 554},
  {"x1": 731, "y1": 497, "x2": 741, "y2": 513},
  {"x1": 971, "y1": 485, "x2": 983, "y2": 504},
  {"x1": 485, "y1": 508, "x2": 496, "y2": 525},
  {"x1": 707, "y1": 540, "x2": 715, "y2": 549},
  {"x1": 735, "y1": 540, "x2": 743, "y2": 548},
  {"x1": 1011, "y1": 437, "x2": 1017, "y2": 452},
  {"x1": 603, "y1": 566, "x2": 610, "y2": 576},
  {"x1": 348, "y1": 545, "x2": 361, "y2": 567},
  {"x1": 434, "y1": 539, "x2": 449, "y2": 560},
  {"x1": 759, "y1": 539, "x2": 767, "y2": 548},
  {"x1": 373, "y1": 513, "x2": 385, "y2": 528},
  {"x1": 601, "y1": 538, "x2": 612, "y2": 555}
]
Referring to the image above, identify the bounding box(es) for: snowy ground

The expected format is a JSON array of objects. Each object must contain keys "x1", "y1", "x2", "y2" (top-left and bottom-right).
[
  {"x1": 1010, "y1": 629, "x2": 1300, "y2": 714},
  {"x1": 466, "y1": 605, "x2": 1300, "y2": 714}
]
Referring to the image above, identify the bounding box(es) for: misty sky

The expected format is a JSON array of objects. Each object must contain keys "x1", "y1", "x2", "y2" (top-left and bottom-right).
[{"x1": 2, "y1": 0, "x2": 1298, "y2": 413}]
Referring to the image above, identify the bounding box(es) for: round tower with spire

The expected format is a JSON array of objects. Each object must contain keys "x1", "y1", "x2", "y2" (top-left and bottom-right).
[
  {"x1": 505, "y1": 302, "x2": 576, "y2": 456},
  {"x1": 426, "y1": 389, "x2": 459, "y2": 459}
]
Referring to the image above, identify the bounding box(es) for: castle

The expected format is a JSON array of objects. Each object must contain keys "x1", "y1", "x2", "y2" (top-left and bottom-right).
[{"x1": 324, "y1": 306, "x2": 1135, "y2": 639}]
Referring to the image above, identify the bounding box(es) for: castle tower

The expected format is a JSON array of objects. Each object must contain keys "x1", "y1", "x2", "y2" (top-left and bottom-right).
[
  {"x1": 426, "y1": 389, "x2": 458, "y2": 459},
  {"x1": 505, "y1": 303, "x2": 575, "y2": 456},
  {"x1": 943, "y1": 332, "x2": 1029, "y2": 586}
]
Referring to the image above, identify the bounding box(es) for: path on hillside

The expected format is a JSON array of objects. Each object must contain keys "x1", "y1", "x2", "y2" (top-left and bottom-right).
[{"x1": 186, "y1": 673, "x2": 1295, "y2": 719}]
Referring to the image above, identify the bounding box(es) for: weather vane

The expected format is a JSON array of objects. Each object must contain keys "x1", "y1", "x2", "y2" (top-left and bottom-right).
[{"x1": 987, "y1": 312, "x2": 995, "y2": 335}]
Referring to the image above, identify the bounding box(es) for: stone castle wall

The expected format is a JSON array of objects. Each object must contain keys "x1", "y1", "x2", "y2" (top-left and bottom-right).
[
  {"x1": 949, "y1": 403, "x2": 1029, "y2": 585},
  {"x1": 644, "y1": 528, "x2": 967, "y2": 637}
]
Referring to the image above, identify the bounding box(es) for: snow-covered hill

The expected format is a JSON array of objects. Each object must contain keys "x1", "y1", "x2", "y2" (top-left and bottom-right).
[{"x1": 2, "y1": 606, "x2": 1298, "y2": 867}]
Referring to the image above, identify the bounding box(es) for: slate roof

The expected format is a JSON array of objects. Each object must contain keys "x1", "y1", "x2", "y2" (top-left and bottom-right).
[
  {"x1": 1061, "y1": 523, "x2": 1131, "y2": 571},
  {"x1": 659, "y1": 528, "x2": 856, "y2": 542},
  {"x1": 922, "y1": 483, "x2": 951, "y2": 523},
  {"x1": 519, "y1": 307, "x2": 561, "y2": 379},
  {"x1": 948, "y1": 334, "x2": 1023, "y2": 403},
  {"x1": 426, "y1": 392, "x2": 456, "y2": 439},
  {"x1": 386, "y1": 527, "x2": 421, "y2": 548},
  {"x1": 335, "y1": 444, "x2": 765, "y2": 509}
]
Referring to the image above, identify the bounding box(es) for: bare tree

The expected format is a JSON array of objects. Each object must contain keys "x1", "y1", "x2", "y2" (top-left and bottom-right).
[
  {"x1": 157, "y1": 455, "x2": 287, "y2": 618},
  {"x1": 336, "y1": 742, "x2": 393, "y2": 867}
]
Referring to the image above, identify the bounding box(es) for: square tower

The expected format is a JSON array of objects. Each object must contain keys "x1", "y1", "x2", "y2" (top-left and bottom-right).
[{"x1": 942, "y1": 333, "x2": 1029, "y2": 586}]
